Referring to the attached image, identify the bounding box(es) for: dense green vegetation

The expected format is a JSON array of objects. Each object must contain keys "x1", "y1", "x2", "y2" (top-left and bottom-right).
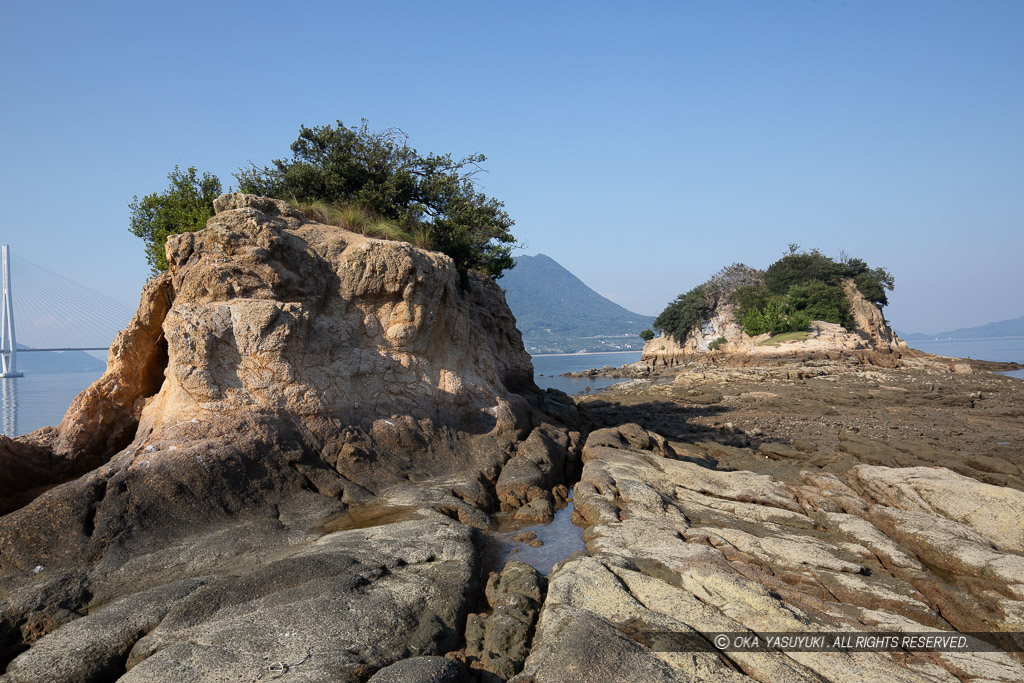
[
  {"x1": 762, "y1": 246, "x2": 893, "y2": 305},
  {"x1": 654, "y1": 248, "x2": 894, "y2": 342},
  {"x1": 639, "y1": 328, "x2": 655, "y2": 342},
  {"x1": 130, "y1": 121, "x2": 516, "y2": 278},
  {"x1": 653, "y1": 285, "x2": 711, "y2": 344},
  {"x1": 129, "y1": 166, "x2": 222, "y2": 273},
  {"x1": 708, "y1": 336, "x2": 727, "y2": 351}
]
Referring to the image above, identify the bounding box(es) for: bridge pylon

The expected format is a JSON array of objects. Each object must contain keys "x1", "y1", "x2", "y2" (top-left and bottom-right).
[{"x1": 1, "y1": 245, "x2": 24, "y2": 378}]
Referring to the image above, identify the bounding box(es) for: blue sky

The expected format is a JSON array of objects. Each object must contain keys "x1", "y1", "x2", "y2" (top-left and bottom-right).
[{"x1": 1, "y1": 0, "x2": 1021, "y2": 335}]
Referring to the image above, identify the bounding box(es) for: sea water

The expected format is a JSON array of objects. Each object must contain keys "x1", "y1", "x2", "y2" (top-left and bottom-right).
[
  {"x1": 479, "y1": 492, "x2": 588, "y2": 576},
  {"x1": 532, "y1": 351, "x2": 643, "y2": 395},
  {"x1": 0, "y1": 370, "x2": 103, "y2": 437},
  {"x1": 908, "y1": 337, "x2": 1024, "y2": 380}
]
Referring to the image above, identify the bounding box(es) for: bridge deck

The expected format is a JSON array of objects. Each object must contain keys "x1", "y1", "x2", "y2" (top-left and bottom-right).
[{"x1": 17, "y1": 348, "x2": 109, "y2": 353}]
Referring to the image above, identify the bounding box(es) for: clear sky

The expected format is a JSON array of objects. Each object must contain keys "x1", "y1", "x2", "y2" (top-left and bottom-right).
[{"x1": 1, "y1": 0, "x2": 1021, "y2": 335}]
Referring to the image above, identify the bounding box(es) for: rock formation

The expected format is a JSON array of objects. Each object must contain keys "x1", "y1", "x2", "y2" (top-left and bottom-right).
[
  {"x1": 463, "y1": 561, "x2": 547, "y2": 679},
  {"x1": 513, "y1": 422, "x2": 1024, "y2": 681},
  {"x1": 0, "y1": 194, "x2": 579, "y2": 681},
  {"x1": 642, "y1": 279, "x2": 908, "y2": 368}
]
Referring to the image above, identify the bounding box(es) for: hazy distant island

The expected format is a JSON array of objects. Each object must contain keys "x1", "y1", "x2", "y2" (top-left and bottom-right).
[
  {"x1": 898, "y1": 314, "x2": 1024, "y2": 341},
  {"x1": 11, "y1": 345, "x2": 106, "y2": 374}
]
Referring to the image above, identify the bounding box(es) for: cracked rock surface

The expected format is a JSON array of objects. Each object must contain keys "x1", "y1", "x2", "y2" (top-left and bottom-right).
[
  {"x1": 464, "y1": 561, "x2": 546, "y2": 680},
  {"x1": 514, "y1": 420, "x2": 1024, "y2": 681}
]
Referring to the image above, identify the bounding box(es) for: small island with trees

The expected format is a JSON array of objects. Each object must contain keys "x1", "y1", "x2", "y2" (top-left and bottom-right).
[{"x1": 646, "y1": 246, "x2": 903, "y2": 363}]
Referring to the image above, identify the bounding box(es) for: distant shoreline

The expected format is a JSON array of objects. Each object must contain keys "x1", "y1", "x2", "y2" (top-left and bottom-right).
[
  {"x1": 530, "y1": 350, "x2": 643, "y2": 358},
  {"x1": 909, "y1": 335, "x2": 1024, "y2": 343}
]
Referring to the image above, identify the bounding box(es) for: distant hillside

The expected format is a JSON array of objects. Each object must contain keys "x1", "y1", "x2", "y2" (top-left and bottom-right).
[
  {"x1": 501, "y1": 254, "x2": 654, "y2": 354},
  {"x1": 899, "y1": 314, "x2": 1024, "y2": 341},
  {"x1": 13, "y1": 345, "x2": 106, "y2": 374}
]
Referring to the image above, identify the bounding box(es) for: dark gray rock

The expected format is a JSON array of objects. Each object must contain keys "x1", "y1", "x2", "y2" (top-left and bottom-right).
[
  {"x1": 3, "y1": 519, "x2": 476, "y2": 683},
  {"x1": 367, "y1": 656, "x2": 467, "y2": 682},
  {"x1": 496, "y1": 425, "x2": 571, "y2": 521},
  {"x1": 466, "y1": 562, "x2": 546, "y2": 680}
]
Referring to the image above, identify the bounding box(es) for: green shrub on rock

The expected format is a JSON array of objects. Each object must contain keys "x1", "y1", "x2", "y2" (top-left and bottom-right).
[
  {"x1": 654, "y1": 247, "x2": 894, "y2": 343},
  {"x1": 129, "y1": 166, "x2": 222, "y2": 274},
  {"x1": 131, "y1": 121, "x2": 517, "y2": 279},
  {"x1": 740, "y1": 296, "x2": 810, "y2": 336},
  {"x1": 786, "y1": 281, "x2": 853, "y2": 330},
  {"x1": 653, "y1": 285, "x2": 711, "y2": 343}
]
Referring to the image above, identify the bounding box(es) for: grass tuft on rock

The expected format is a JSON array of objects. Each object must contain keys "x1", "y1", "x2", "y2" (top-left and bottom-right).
[
  {"x1": 288, "y1": 198, "x2": 425, "y2": 247},
  {"x1": 756, "y1": 330, "x2": 814, "y2": 346}
]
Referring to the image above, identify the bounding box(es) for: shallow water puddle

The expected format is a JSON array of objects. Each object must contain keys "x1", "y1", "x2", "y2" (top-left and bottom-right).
[
  {"x1": 322, "y1": 504, "x2": 424, "y2": 533},
  {"x1": 479, "y1": 494, "x2": 587, "y2": 576},
  {"x1": 321, "y1": 494, "x2": 587, "y2": 576}
]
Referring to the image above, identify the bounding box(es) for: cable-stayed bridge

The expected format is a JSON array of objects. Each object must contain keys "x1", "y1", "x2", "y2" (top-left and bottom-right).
[{"x1": 1, "y1": 245, "x2": 136, "y2": 378}]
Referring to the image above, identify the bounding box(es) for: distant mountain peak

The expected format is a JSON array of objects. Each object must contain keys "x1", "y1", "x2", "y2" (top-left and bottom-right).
[
  {"x1": 502, "y1": 254, "x2": 654, "y2": 354},
  {"x1": 899, "y1": 314, "x2": 1024, "y2": 341}
]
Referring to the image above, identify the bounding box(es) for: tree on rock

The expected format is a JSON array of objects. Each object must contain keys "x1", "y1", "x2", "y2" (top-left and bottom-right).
[
  {"x1": 129, "y1": 121, "x2": 517, "y2": 279},
  {"x1": 654, "y1": 248, "x2": 895, "y2": 342},
  {"x1": 236, "y1": 120, "x2": 517, "y2": 278},
  {"x1": 129, "y1": 166, "x2": 221, "y2": 274}
]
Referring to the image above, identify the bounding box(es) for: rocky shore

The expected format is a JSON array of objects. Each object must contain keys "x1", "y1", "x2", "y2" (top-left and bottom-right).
[
  {"x1": 522, "y1": 356, "x2": 1024, "y2": 680},
  {"x1": 1, "y1": 196, "x2": 1023, "y2": 681}
]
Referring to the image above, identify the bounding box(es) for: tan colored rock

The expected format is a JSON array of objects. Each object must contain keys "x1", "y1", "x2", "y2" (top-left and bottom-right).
[
  {"x1": 0, "y1": 194, "x2": 571, "y2": 681},
  {"x1": 818, "y1": 511, "x2": 923, "y2": 570},
  {"x1": 842, "y1": 279, "x2": 905, "y2": 348},
  {"x1": 640, "y1": 331, "x2": 687, "y2": 368},
  {"x1": 850, "y1": 464, "x2": 1024, "y2": 552},
  {"x1": 868, "y1": 505, "x2": 1024, "y2": 587},
  {"x1": 550, "y1": 427, "x2": 1024, "y2": 680},
  {"x1": 53, "y1": 274, "x2": 173, "y2": 465}
]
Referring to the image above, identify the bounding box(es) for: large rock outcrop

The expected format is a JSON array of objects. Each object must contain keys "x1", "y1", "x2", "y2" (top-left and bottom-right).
[
  {"x1": 642, "y1": 279, "x2": 907, "y2": 367},
  {"x1": 0, "y1": 194, "x2": 579, "y2": 681}
]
